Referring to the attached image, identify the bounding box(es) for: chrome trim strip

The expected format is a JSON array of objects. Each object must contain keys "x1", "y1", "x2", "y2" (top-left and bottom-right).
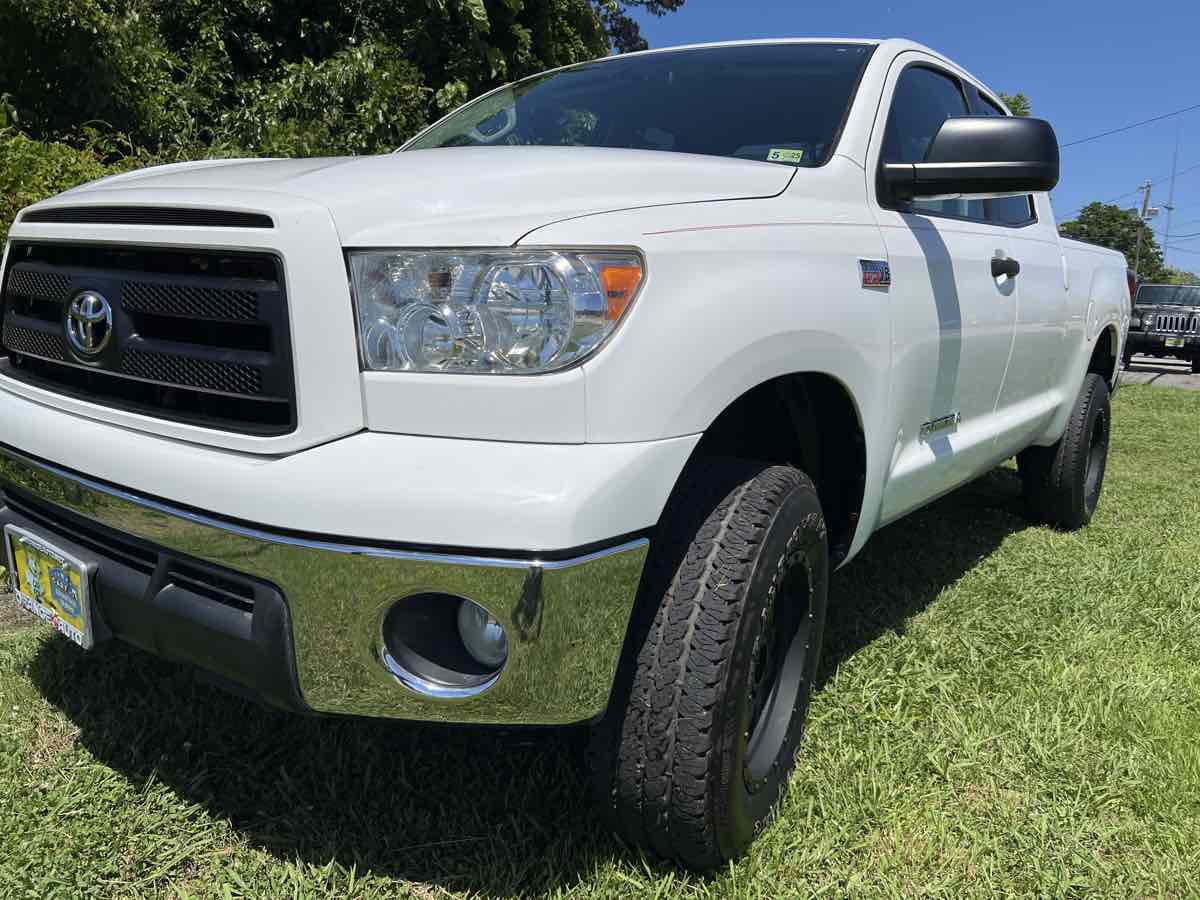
[{"x1": 0, "y1": 444, "x2": 650, "y2": 724}]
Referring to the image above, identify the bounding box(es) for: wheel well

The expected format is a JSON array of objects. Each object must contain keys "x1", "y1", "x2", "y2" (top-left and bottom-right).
[
  {"x1": 1088, "y1": 326, "x2": 1117, "y2": 387},
  {"x1": 689, "y1": 374, "x2": 866, "y2": 564}
]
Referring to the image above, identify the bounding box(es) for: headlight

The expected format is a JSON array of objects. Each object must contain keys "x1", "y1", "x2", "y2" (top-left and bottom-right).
[
  {"x1": 1131, "y1": 313, "x2": 1142, "y2": 329},
  {"x1": 348, "y1": 248, "x2": 644, "y2": 374}
]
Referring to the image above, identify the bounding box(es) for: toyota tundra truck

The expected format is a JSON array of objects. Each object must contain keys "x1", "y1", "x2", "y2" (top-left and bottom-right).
[{"x1": 0, "y1": 39, "x2": 1129, "y2": 869}]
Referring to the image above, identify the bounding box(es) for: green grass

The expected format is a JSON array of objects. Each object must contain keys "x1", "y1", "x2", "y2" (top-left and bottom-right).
[{"x1": 1, "y1": 385, "x2": 1198, "y2": 898}]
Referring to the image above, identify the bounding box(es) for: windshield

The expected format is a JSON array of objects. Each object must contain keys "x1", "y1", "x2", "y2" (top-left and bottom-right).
[
  {"x1": 405, "y1": 43, "x2": 875, "y2": 167},
  {"x1": 1137, "y1": 284, "x2": 1200, "y2": 306}
]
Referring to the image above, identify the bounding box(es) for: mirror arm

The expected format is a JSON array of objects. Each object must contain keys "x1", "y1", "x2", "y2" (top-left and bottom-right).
[{"x1": 881, "y1": 163, "x2": 916, "y2": 202}]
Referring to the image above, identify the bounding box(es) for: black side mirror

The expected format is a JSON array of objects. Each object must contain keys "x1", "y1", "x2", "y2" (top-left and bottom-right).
[{"x1": 882, "y1": 116, "x2": 1060, "y2": 202}]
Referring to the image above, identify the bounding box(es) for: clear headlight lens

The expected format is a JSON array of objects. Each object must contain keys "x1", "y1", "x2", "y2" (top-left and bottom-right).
[{"x1": 349, "y1": 248, "x2": 644, "y2": 374}]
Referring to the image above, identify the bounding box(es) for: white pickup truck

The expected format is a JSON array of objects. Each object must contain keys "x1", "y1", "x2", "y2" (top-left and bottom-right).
[{"x1": 1, "y1": 39, "x2": 1129, "y2": 868}]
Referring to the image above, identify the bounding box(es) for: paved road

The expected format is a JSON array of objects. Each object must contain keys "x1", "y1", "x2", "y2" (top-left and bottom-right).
[{"x1": 1120, "y1": 356, "x2": 1200, "y2": 391}]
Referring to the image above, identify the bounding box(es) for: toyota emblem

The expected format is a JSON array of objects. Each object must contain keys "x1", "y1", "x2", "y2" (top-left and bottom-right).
[{"x1": 64, "y1": 290, "x2": 113, "y2": 359}]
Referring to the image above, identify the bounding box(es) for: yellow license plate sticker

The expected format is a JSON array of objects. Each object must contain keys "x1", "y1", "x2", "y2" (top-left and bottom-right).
[
  {"x1": 5, "y1": 526, "x2": 93, "y2": 649},
  {"x1": 1165, "y1": 337, "x2": 1185, "y2": 348}
]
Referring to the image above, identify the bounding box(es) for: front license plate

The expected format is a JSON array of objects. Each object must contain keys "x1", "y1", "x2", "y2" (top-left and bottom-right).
[
  {"x1": 5, "y1": 525, "x2": 94, "y2": 649},
  {"x1": 1165, "y1": 336, "x2": 1185, "y2": 348}
]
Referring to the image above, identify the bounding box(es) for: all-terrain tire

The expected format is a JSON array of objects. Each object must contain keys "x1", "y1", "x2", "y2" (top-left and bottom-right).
[
  {"x1": 1018, "y1": 372, "x2": 1111, "y2": 530},
  {"x1": 590, "y1": 457, "x2": 829, "y2": 870},
  {"x1": 1191, "y1": 357, "x2": 1200, "y2": 375}
]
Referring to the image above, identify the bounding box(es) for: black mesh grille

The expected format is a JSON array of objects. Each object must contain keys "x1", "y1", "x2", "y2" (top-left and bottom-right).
[
  {"x1": 1, "y1": 243, "x2": 294, "y2": 435},
  {"x1": 122, "y1": 281, "x2": 259, "y2": 321},
  {"x1": 2, "y1": 321, "x2": 66, "y2": 361},
  {"x1": 21, "y1": 206, "x2": 274, "y2": 228},
  {"x1": 121, "y1": 348, "x2": 263, "y2": 395},
  {"x1": 7, "y1": 268, "x2": 72, "y2": 303}
]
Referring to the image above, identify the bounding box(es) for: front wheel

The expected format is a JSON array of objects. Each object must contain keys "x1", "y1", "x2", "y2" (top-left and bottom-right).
[
  {"x1": 1018, "y1": 372, "x2": 1112, "y2": 530},
  {"x1": 590, "y1": 458, "x2": 829, "y2": 870},
  {"x1": 1191, "y1": 357, "x2": 1200, "y2": 375}
]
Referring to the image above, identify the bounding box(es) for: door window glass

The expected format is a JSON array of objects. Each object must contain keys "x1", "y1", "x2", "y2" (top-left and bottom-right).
[
  {"x1": 881, "y1": 66, "x2": 983, "y2": 219},
  {"x1": 969, "y1": 87, "x2": 1036, "y2": 226}
]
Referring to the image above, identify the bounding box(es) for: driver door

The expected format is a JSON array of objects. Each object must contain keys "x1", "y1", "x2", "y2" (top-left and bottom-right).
[{"x1": 871, "y1": 59, "x2": 1020, "y2": 522}]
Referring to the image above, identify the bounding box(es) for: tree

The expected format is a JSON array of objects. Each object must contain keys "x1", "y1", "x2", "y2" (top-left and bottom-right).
[
  {"x1": 1162, "y1": 266, "x2": 1200, "y2": 285},
  {"x1": 0, "y1": 0, "x2": 686, "y2": 156},
  {"x1": 998, "y1": 92, "x2": 1031, "y2": 117},
  {"x1": 1059, "y1": 202, "x2": 1168, "y2": 281},
  {"x1": 997, "y1": 92, "x2": 1030, "y2": 116},
  {"x1": 595, "y1": 0, "x2": 685, "y2": 53}
]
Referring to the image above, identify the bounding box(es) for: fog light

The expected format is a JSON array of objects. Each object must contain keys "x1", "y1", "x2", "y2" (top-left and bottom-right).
[{"x1": 456, "y1": 599, "x2": 509, "y2": 669}]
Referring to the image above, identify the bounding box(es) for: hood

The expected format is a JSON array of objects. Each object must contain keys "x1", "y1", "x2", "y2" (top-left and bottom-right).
[
  {"x1": 1136, "y1": 303, "x2": 1200, "y2": 316},
  {"x1": 58, "y1": 147, "x2": 795, "y2": 246}
]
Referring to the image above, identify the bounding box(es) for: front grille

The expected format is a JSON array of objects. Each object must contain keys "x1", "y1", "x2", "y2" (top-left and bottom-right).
[
  {"x1": 1153, "y1": 313, "x2": 1199, "y2": 334},
  {"x1": 21, "y1": 206, "x2": 273, "y2": 229},
  {"x1": 0, "y1": 243, "x2": 295, "y2": 434},
  {"x1": 7, "y1": 268, "x2": 72, "y2": 303},
  {"x1": 122, "y1": 280, "x2": 259, "y2": 320},
  {"x1": 120, "y1": 348, "x2": 264, "y2": 395},
  {"x1": 2, "y1": 320, "x2": 67, "y2": 361}
]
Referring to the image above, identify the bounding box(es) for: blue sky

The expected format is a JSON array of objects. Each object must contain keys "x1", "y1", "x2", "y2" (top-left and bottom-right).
[{"x1": 630, "y1": 0, "x2": 1200, "y2": 273}]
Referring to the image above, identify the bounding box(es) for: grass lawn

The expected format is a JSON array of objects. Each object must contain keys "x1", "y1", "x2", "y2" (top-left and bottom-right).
[{"x1": 1, "y1": 384, "x2": 1198, "y2": 898}]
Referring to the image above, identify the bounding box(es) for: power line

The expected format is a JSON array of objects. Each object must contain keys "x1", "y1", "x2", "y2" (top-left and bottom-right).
[
  {"x1": 1059, "y1": 159, "x2": 1200, "y2": 221},
  {"x1": 1164, "y1": 244, "x2": 1200, "y2": 256},
  {"x1": 1152, "y1": 212, "x2": 1191, "y2": 233},
  {"x1": 1060, "y1": 102, "x2": 1200, "y2": 149}
]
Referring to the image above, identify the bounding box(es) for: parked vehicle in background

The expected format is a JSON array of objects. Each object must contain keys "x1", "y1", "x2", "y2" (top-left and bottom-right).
[
  {"x1": 1125, "y1": 283, "x2": 1200, "y2": 373},
  {"x1": 0, "y1": 38, "x2": 1129, "y2": 869}
]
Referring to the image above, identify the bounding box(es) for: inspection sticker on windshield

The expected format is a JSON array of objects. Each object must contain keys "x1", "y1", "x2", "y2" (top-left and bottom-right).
[{"x1": 767, "y1": 148, "x2": 805, "y2": 164}]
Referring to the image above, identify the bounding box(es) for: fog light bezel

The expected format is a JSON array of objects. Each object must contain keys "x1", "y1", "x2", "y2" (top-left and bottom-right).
[{"x1": 379, "y1": 593, "x2": 508, "y2": 699}]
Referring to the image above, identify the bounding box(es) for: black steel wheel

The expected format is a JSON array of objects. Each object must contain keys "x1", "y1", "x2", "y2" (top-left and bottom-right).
[
  {"x1": 1018, "y1": 372, "x2": 1112, "y2": 530},
  {"x1": 590, "y1": 457, "x2": 829, "y2": 870}
]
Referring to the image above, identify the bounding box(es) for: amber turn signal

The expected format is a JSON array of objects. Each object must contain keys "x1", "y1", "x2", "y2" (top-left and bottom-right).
[{"x1": 601, "y1": 264, "x2": 643, "y2": 321}]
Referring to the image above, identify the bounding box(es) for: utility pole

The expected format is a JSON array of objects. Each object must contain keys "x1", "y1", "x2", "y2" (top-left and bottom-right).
[{"x1": 1134, "y1": 180, "x2": 1154, "y2": 277}]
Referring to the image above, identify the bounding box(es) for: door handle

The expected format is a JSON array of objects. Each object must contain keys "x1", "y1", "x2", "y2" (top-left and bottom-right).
[{"x1": 991, "y1": 256, "x2": 1021, "y2": 278}]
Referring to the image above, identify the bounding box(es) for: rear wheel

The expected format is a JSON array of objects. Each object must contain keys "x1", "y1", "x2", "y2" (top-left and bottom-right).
[
  {"x1": 590, "y1": 457, "x2": 829, "y2": 870},
  {"x1": 1018, "y1": 372, "x2": 1111, "y2": 530}
]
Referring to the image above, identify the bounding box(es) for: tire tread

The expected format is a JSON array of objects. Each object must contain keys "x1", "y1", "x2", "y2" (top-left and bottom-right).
[
  {"x1": 1019, "y1": 372, "x2": 1109, "y2": 530},
  {"x1": 596, "y1": 457, "x2": 815, "y2": 869}
]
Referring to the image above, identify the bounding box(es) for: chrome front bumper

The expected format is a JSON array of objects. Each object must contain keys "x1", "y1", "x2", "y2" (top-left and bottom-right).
[{"x1": 0, "y1": 445, "x2": 649, "y2": 724}]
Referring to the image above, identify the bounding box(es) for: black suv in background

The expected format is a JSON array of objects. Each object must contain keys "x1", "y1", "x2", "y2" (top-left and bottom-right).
[{"x1": 1124, "y1": 284, "x2": 1200, "y2": 373}]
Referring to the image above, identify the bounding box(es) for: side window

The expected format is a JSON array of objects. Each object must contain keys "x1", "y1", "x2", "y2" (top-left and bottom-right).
[
  {"x1": 881, "y1": 66, "x2": 982, "y2": 219},
  {"x1": 969, "y1": 87, "x2": 1037, "y2": 226}
]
